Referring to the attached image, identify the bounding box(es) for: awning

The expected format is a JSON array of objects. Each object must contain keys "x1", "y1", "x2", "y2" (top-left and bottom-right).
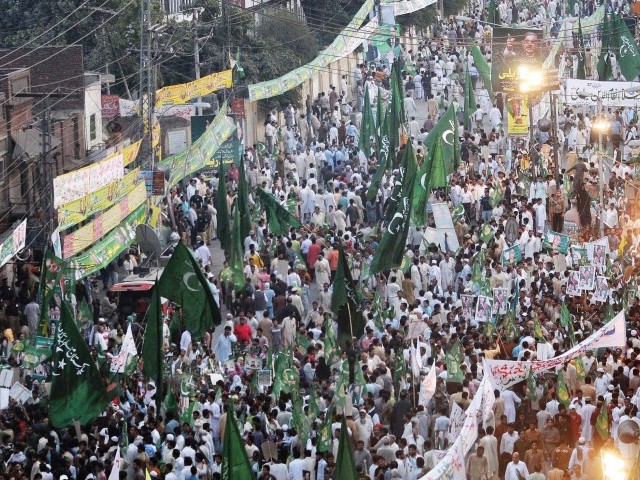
[{"x1": 12, "y1": 127, "x2": 61, "y2": 159}]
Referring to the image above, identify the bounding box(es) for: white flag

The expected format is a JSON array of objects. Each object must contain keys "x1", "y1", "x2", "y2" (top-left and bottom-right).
[
  {"x1": 108, "y1": 447, "x2": 121, "y2": 480},
  {"x1": 419, "y1": 365, "x2": 437, "y2": 405},
  {"x1": 411, "y1": 341, "x2": 422, "y2": 378},
  {"x1": 110, "y1": 324, "x2": 138, "y2": 373}
]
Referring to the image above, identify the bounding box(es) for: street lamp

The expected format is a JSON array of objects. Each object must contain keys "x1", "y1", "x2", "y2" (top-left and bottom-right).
[
  {"x1": 518, "y1": 65, "x2": 561, "y2": 185},
  {"x1": 601, "y1": 450, "x2": 628, "y2": 480},
  {"x1": 593, "y1": 118, "x2": 610, "y2": 237}
]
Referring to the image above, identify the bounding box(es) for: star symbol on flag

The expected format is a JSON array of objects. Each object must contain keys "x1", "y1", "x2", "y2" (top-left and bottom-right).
[{"x1": 58, "y1": 358, "x2": 66, "y2": 370}]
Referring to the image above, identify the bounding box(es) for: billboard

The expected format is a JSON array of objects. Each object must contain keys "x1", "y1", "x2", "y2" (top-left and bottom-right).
[
  {"x1": 506, "y1": 94, "x2": 530, "y2": 136},
  {"x1": 491, "y1": 27, "x2": 545, "y2": 94}
]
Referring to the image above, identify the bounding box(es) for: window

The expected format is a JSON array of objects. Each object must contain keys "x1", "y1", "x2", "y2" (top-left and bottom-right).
[{"x1": 89, "y1": 114, "x2": 96, "y2": 141}]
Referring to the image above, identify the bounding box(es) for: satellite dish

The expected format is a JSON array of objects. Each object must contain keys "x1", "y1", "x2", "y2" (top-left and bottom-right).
[
  {"x1": 135, "y1": 224, "x2": 163, "y2": 266},
  {"x1": 618, "y1": 419, "x2": 640, "y2": 444}
]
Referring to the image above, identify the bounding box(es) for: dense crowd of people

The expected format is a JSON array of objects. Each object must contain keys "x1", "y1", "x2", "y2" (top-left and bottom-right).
[{"x1": 0, "y1": 1, "x2": 640, "y2": 480}]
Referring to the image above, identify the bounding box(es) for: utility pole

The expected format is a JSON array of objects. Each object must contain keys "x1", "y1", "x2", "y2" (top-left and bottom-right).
[{"x1": 192, "y1": 10, "x2": 202, "y2": 116}]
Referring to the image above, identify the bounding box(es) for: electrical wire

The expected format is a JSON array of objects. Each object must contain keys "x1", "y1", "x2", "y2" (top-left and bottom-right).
[
  {"x1": 0, "y1": 0, "x2": 115, "y2": 68},
  {"x1": 0, "y1": 0, "x2": 94, "y2": 63}
]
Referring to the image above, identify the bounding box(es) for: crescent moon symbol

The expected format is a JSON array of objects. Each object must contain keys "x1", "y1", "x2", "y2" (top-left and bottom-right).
[
  {"x1": 183, "y1": 272, "x2": 199, "y2": 292},
  {"x1": 442, "y1": 129, "x2": 454, "y2": 146},
  {"x1": 421, "y1": 173, "x2": 427, "y2": 190}
]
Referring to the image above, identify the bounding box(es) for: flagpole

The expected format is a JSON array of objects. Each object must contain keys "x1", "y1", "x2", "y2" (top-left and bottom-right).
[{"x1": 412, "y1": 339, "x2": 417, "y2": 409}]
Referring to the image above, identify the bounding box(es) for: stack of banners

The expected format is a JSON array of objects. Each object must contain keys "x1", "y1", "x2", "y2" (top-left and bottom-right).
[
  {"x1": 57, "y1": 168, "x2": 141, "y2": 231},
  {"x1": 158, "y1": 101, "x2": 236, "y2": 185},
  {"x1": 155, "y1": 70, "x2": 232, "y2": 107},
  {"x1": 248, "y1": 0, "x2": 439, "y2": 101},
  {"x1": 53, "y1": 151, "x2": 125, "y2": 208},
  {"x1": 0, "y1": 220, "x2": 26, "y2": 269},
  {"x1": 62, "y1": 183, "x2": 147, "y2": 258},
  {"x1": 66, "y1": 205, "x2": 147, "y2": 280},
  {"x1": 419, "y1": 376, "x2": 495, "y2": 480},
  {"x1": 483, "y1": 310, "x2": 626, "y2": 391}
]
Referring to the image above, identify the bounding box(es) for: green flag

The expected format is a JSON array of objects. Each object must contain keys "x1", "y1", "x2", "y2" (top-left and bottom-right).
[
  {"x1": 331, "y1": 248, "x2": 365, "y2": 348},
  {"x1": 597, "y1": 12, "x2": 615, "y2": 81},
  {"x1": 387, "y1": 61, "x2": 404, "y2": 169},
  {"x1": 576, "y1": 17, "x2": 586, "y2": 80},
  {"x1": 422, "y1": 104, "x2": 460, "y2": 176},
  {"x1": 488, "y1": 0, "x2": 499, "y2": 25},
  {"x1": 233, "y1": 47, "x2": 245, "y2": 80},
  {"x1": 574, "y1": 357, "x2": 586, "y2": 382},
  {"x1": 230, "y1": 208, "x2": 246, "y2": 292},
  {"x1": 560, "y1": 303, "x2": 571, "y2": 328},
  {"x1": 359, "y1": 87, "x2": 375, "y2": 159},
  {"x1": 470, "y1": 44, "x2": 494, "y2": 102},
  {"x1": 163, "y1": 388, "x2": 178, "y2": 416},
  {"x1": 371, "y1": 142, "x2": 417, "y2": 275},
  {"x1": 376, "y1": 86, "x2": 385, "y2": 134},
  {"x1": 367, "y1": 103, "x2": 392, "y2": 200},
  {"x1": 412, "y1": 137, "x2": 446, "y2": 226},
  {"x1": 614, "y1": 13, "x2": 640, "y2": 81},
  {"x1": 463, "y1": 67, "x2": 476, "y2": 131},
  {"x1": 336, "y1": 417, "x2": 358, "y2": 479},
  {"x1": 237, "y1": 164, "x2": 252, "y2": 243},
  {"x1": 503, "y1": 312, "x2": 520, "y2": 342},
  {"x1": 38, "y1": 252, "x2": 65, "y2": 337},
  {"x1": 595, "y1": 401, "x2": 609, "y2": 439},
  {"x1": 533, "y1": 317, "x2": 545, "y2": 342},
  {"x1": 50, "y1": 303, "x2": 111, "y2": 428},
  {"x1": 221, "y1": 399, "x2": 254, "y2": 479},
  {"x1": 255, "y1": 188, "x2": 301, "y2": 235},
  {"x1": 393, "y1": 349, "x2": 407, "y2": 385},
  {"x1": 317, "y1": 405, "x2": 334, "y2": 453},
  {"x1": 142, "y1": 287, "x2": 164, "y2": 398},
  {"x1": 445, "y1": 340, "x2": 464, "y2": 383},
  {"x1": 557, "y1": 370, "x2": 571, "y2": 407},
  {"x1": 484, "y1": 317, "x2": 496, "y2": 340},
  {"x1": 157, "y1": 243, "x2": 221, "y2": 339},
  {"x1": 77, "y1": 298, "x2": 93, "y2": 326},
  {"x1": 215, "y1": 167, "x2": 231, "y2": 255},
  {"x1": 120, "y1": 420, "x2": 129, "y2": 451},
  {"x1": 291, "y1": 394, "x2": 310, "y2": 446}
]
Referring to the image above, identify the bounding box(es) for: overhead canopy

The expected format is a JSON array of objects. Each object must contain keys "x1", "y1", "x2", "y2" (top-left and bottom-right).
[{"x1": 12, "y1": 127, "x2": 60, "y2": 159}]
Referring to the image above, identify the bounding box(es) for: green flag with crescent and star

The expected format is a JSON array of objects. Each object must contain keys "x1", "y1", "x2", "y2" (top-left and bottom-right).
[
  {"x1": 422, "y1": 104, "x2": 460, "y2": 176},
  {"x1": 156, "y1": 243, "x2": 221, "y2": 339},
  {"x1": 50, "y1": 303, "x2": 111, "y2": 428},
  {"x1": 614, "y1": 12, "x2": 640, "y2": 81},
  {"x1": 576, "y1": 17, "x2": 586, "y2": 80},
  {"x1": 371, "y1": 142, "x2": 417, "y2": 275},
  {"x1": 336, "y1": 417, "x2": 358, "y2": 479}
]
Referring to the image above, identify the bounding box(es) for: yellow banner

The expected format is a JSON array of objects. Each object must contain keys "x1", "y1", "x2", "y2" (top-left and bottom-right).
[
  {"x1": 155, "y1": 70, "x2": 233, "y2": 107},
  {"x1": 122, "y1": 140, "x2": 142, "y2": 167},
  {"x1": 57, "y1": 168, "x2": 141, "y2": 231},
  {"x1": 62, "y1": 182, "x2": 147, "y2": 258},
  {"x1": 506, "y1": 95, "x2": 530, "y2": 136}
]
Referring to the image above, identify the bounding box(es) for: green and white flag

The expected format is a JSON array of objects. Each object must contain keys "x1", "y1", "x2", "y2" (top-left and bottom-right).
[
  {"x1": 422, "y1": 104, "x2": 461, "y2": 176},
  {"x1": 50, "y1": 303, "x2": 111, "y2": 427},
  {"x1": 412, "y1": 137, "x2": 446, "y2": 226},
  {"x1": 359, "y1": 87, "x2": 375, "y2": 159},
  {"x1": 463, "y1": 67, "x2": 476, "y2": 131},
  {"x1": 256, "y1": 188, "x2": 301, "y2": 235},
  {"x1": 221, "y1": 399, "x2": 254, "y2": 479},
  {"x1": 156, "y1": 243, "x2": 221, "y2": 339},
  {"x1": 215, "y1": 166, "x2": 231, "y2": 255},
  {"x1": 331, "y1": 248, "x2": 365, "y2": 348},
  {"x1": 371, "y1": 142, "x2": 417, "y2": 274},
  {"x1": 614, "y1": 13, "x2": 640, "y2": 81}
]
